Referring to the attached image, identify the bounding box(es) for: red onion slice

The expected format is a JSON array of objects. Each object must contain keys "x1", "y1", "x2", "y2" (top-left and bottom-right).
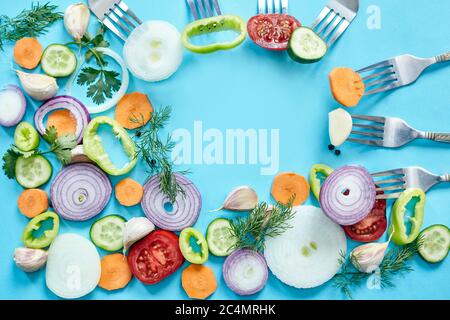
[
  {"x1": 50, "y1": 163, "x2": 112, "y2": 221},
  {"x1": 34, "y1": 95, "x2": 90, "y2": 144},
  {"x1": 319, "y1": 165, "x2": 376, "y2": 226},
  {"x1": 141, "y1": 173, "x2": 201, "y2": 231},
  {"x1": 223, "y1": 249, "x2": 268, "y2": 296}
]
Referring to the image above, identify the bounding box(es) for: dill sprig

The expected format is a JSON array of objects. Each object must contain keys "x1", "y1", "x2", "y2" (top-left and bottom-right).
[
  {"x1": 230, "y1": 201, "x2": 295, "y2": 252},
  {"x1": 132, "y1": 106, "x2": 188, "y2": 203},
  {"x1": 0, "y1": 2, "x2": 63, "y2": 50}
]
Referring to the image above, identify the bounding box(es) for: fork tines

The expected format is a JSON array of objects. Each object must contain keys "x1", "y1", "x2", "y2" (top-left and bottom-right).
[
  {"x1": 258, "y1": 0, "x2": 289, "y2": 14},
  {"x1": 371, "y1": 169, "x2": 406, "y2": 199},
  {"x1": 357, "y1": 59, "x2": 400, "y2": 95},
  {"x1": 347, "y1": 114, "x2": 386, "y2": 146},
  {"x1": 98, "y1": 0, "x2": 142, "y2": 41},
  {"x1": 187, "y1": 0, "x2": 222, "y2": 20}
]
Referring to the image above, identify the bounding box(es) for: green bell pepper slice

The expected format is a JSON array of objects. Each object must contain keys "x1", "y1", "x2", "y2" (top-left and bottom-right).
[
  {"x1": 182, "y1": 14, "x2": 247, "y2": 54},
  {"x1": 83, "y1": 116, "x2": 137, "y2": 176},
  {"x1": 22, "y1": 211, "x2": 59, "y2": 249},
  {"x1": 179, "y1": 227, "x2": 209, "y2": 264},
  {"x1": 309, "y1": 164, "x2": 334, "y2": 200},
  {"x1": 389, "y1": 188, "x2": 426, "y2": 245}
]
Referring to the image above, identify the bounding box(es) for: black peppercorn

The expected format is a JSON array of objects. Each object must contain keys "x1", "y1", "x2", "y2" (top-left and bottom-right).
[
  {"x1": 334, "y1": 150, "x2": 341, "y2": 156},
  {"x1": 328, "y1": 144, "x2": 335, "y2": 151}
]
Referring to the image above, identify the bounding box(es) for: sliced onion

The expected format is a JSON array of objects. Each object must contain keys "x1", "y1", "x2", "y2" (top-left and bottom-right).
[
  {"x1": 141, "y1": 173, "x2": 201, "y2": 231},
  {"x1": 50, "y1": 163, "x2": 112, "y2": 221},
  {"x1": 320, "y1": 165, "x2": 376, "y2": 226},
  {"x1": 46, "y1": 233, "x2": 101, "y2": 299},
  {"x1": 34, "y1": 95, "x2": 90, "y2": 144},
  {"x1": 223, "y1": 249, "x2": 268, "y2": 296},
  {"x1": 0, "y1": 85, "x2": 26, "y2": 127},
  {"x1": 264, "y1": 205, "x2": 347, "y2": 288}
]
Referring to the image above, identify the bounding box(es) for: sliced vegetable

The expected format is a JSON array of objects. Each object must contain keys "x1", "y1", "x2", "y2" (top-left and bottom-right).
[
  {"x1": 309, "y1": 164, "x2": 334, "y2": 201},
  {"x1": 0, "y1": 85, "x2": 26, "y2": 127},
  {"x1": 128, "y1": 230, "x2": 184, "y2": 284},
  {"x1": 418, "y1": 224, "x2": 450, "y2": 263},
  {"x1": 17, "y1": 188, "x2": 49, "y2": 218},
  {"x1": 223, "y1": 249, "x2": 268, "y2": 296},
  {"x1": 389, "y1": 188, "x2": 426, "y2": 245},
  {"x1": 99, "y1": 253, "x2": 133, "y2": 291},
  {"x1": 123, "y1": 217, "x2": 155, "y2": 253},
  {"x1": 83, "y1": 116, "x2": 137, "y2": 176},
  {"x1": 288, "y1": 27, "x2": 327, "y2": 63},
  {"x1": 182, "y1": 15, "x2": 247, "y2": 54},
  {"x1": 13, "y1": 247, "x2": 48, "y2": 272},
  {"x1": 182, "y1": 264, "x2": 217, "y2": 300},
  {"x1": 16, "y1": 70, "x2": 58, "y2": 101},
  {"x1": 14, "y1": 122, "x2": 40, "y2": 152},
  {"x1": 247, "y1": 14, "x2": 301, "y2": 51},
  {"x1": 141, "y1": 173, "x2": 202, "y2": 231},
  {"x1": 329, "y1": 67, "x2": 365, "y2": 107},
  {"x1": 115, "y1": 92, "x2": 153, "y2": 130},
  {"x1": 50, "y1": 163, "x2": 112, "y2": 221},
  {"x1": 90, "y1": 215, "x2": 126, "y2": 251},
  {"x1": 271, "y1": 172, "x2": 309, "y2": 206},
  {"x1": 329, "y1": 108, "x2": 353, "y2": 147},
  {"x1": 211, "y1": 186, "x2": 258, "y2": 212},
  {"x1": 47, "y1": 110, "x2": 77, "y2": 136},
  {"x1": 15, "y1": 155, "x2": 52, "y2": 189},
  {"x1": 179, "y1": 228, "x2": 209, "y2": 264},
  {"x1": 124, "y1": 21, "x2": 183, "y2": 81},
  {"x1": 206, "y1": 218, "x2": 236, "y2": 256},
  {"x1": 115, "y1": 178, "x2": 144, "y2": 207},
  {"x1": 13, "y1": 37, "x2": 43, "y2": 69},
  {"x1": 46, "y1": 233, "x2": 101, "y2": 299},
  {"x1": 41, "y1": 44, "x2": 77, "y2": 77},
  {"x1": 22, "y1": 211, "x2": 59, "y2": 249},
  {"x1": 320, "y1": 165, "x2": 376, "y2": 226},
  {"x1": 264, "y1": 205, "x2": 346, "y2": 288}
]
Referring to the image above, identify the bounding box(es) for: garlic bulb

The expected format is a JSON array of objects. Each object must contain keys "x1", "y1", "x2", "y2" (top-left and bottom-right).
[
  {"x1": 350, "y1": 233, "x2": 393, "y2": 273},
  {"x1": 211, "y1": 186, "x2": 259, "y2": 212},
  {"x1": 64, "y1": 3, "x2": 90, "y2": 42},
  {"x1": 123, "y1": 217, "x2": 155, "y2": 253},
  {"x1": 14, "y1": 247, "x2": 48, "y2": 272},
  {"x1": 16, "y1": 71, "x2": 58, "y2": 101}
]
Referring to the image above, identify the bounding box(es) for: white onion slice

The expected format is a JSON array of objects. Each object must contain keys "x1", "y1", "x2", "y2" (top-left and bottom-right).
[
  {"x1": 264, "y1": 205, "x2": 347, "y2": 289},
  {"x1": 46, "y1": 234, "x2": 101, "y2": 299},
  {"x1": 0, "y1": 85, "x2": 26, "y2": 127}
]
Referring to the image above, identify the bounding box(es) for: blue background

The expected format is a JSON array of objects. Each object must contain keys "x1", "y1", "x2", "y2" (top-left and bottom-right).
[{"x1": 0, "y1": 0, "x2": 449, "y2": 300}]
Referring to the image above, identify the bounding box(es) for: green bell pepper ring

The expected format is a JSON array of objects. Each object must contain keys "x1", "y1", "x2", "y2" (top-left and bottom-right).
[
  {"x1": 182, "y1": 14, "x2": 247, "y2": 54},
  {"x1": 389, "y1": 188, "x2": 426, "y2": 245},
  {"x1": 179, "y1": 227, "x2": 209, "y2": 264},
  {"x1": 83, "y1": 116, "x2": 137, "y2": 176},
  {"x1": 22, "y1": 211, "x2": 59, "y2": 249},
  {"x1": 309, "y1": 164, "x2": 334, "y2": 200}
]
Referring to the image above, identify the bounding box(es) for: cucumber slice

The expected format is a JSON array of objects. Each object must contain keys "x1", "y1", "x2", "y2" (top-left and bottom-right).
[
  {"x1": 15, "y1": 155, "x2": 52, "y2": 188},
  {"x1": 206, "y1": 218, "x2": 236, "y2": 256},
  {"x1": 90, "y1": 215, "x2": 126, "y2": 251},
  {"x1": 288, "y1": 27, "x2": 327, "y2": 64},
  {"x1": 41, "y1": 44, "x2": 77, "y2": 77},
  {"x1": 14, "y1": 122, "x2": 40, "y2": 152},
  {"x1": 418, "y1": 224, "x2": 450, "y2": 263}
]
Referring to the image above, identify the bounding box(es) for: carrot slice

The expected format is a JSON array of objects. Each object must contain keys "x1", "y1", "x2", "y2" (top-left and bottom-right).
[
  {"x1": 17, "y1": 189, "x2": 49, "y2": 218},
  {"x1": 329, "y1": 67, "x2": 365, "y2": 107},
  {"x1": 182, "y1": 264, "x2": 217, "y2": 300},
  {"x1": 13, "y1": 38, "x2": 43, "y2": 70},
  {"x1": 271, "y1": 172, "x2": 310, "y2": 206},
  {"x1": 47, "y1": 109, "x2": 77, "y2": 136},
  {"x1": 99, "y1": 253, "x2": 133, "y2": 291},
  {"x1": 115, "y1": 92, "x2": 153, "y2": 130},
  {"x1": 115, "y1": 178, "x2": 144, "y2": 207}
]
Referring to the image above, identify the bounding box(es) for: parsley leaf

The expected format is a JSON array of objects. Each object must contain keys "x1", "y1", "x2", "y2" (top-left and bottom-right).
[
  {"x1": 43, "y1": 125, "x2": 58, "y2": 144},
  {"x1": 2, "y1": 149, "x2": 20, "y2": 179},
  {"x1": 43, "y1": 126, "x2": 77, "y2": 165},
  {"x1": 78, "y1": 67, "x2": 120, "y2": 105}
]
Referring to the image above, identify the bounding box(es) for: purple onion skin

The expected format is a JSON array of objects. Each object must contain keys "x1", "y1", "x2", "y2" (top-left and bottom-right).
[
  {"x1": 223, "y1": 249, "x2": 268, "y2": 296},
  {"x1": 0, "y1": 85, "x2": 26, "y2": 127}
]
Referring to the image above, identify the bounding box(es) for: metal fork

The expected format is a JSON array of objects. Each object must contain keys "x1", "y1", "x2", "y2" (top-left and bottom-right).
[
  {"x1": 88, "y1": 0, "x2": 142, "y2": 41},
  {"x1": 186, "y1": 0, "x2": 222, "y2": 20},
  {"x1": 257, "y1": 0, "x2": 289, "y2": 14},
  {"x1": 357, "y1": 51, "x2": 450, "y2": 95},
  {"x1": 348, "y1": 114, "x2": 450, "y2": 148},
  {"x1": 311, "y1": 0, "x2": 359, "y2": 47},
  {"x1": 372, "y1": 167, "x2": 450, "y2": 200}
]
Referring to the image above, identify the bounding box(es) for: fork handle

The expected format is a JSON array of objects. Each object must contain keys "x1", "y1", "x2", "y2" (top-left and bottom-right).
[
  {"x1": 421, "y1": 132, "x2": 450, "y2": 143},
  {"x1": 435, "y1": 51, "x2": 450, "y2": 63}
]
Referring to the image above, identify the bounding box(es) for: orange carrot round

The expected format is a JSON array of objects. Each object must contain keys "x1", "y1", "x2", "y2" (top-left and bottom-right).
[
  {"x1": 115, "y1": 178, "x2": 144, "y2": 207},
  {"x1": 99, "y1": 253, "x2": 133, "y2": 291},
  {"x1": 329, "y1": 67, "x2": 365, "y2": 107},
  {"x1": 271, "y1": 172, "x2": 310, "y2": 206},
  {"x1": 17, "y1": 189, "x2": 49, "y2": 218},
  {"x1": 182, "y1": 264, "x2": 217, "y2": 300},
  {"x1": 115, "y1": 92, "x2": 153, "y2": 130},
  {"x1": 47, "y1": 109, "x2": 77, "y2": 136},
  {"x1": 13, "y1": 38, "x2": 43, "y2": 70}
]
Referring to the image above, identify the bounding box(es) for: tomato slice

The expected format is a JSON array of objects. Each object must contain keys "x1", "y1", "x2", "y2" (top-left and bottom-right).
[
  {"x1": 128, "y1": 230, "x2": 184, "y2": 284},
  {"x1": 247, "y1": 14, "x2": 301, "y2": 51},
  {"x1": 343, "y1": 190, "x2": 387, "y2": 242}
]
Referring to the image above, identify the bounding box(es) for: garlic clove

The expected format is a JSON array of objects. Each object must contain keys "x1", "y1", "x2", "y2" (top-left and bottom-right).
[
  {"x1": 14, "y1": 247, "x2": 48, "y2": 272},
  {"x1": 350, "y1": 241, "x2": 389, "y2": 273},
  {"x1": 70, "y1": 145, "x2": 92, "y2": 164},
  {"x1": 64, "y1": 3, "x2": 91, "y2": 42},
  {"x1": 211, "y1": 186, "x2": 259, "y2": 212},
  {"x1": 16, "y1": 71, "x2": 58, "y2": 101},
  {"x1": 123, "y1": 217, "x2": 155, "y2": 253}
]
